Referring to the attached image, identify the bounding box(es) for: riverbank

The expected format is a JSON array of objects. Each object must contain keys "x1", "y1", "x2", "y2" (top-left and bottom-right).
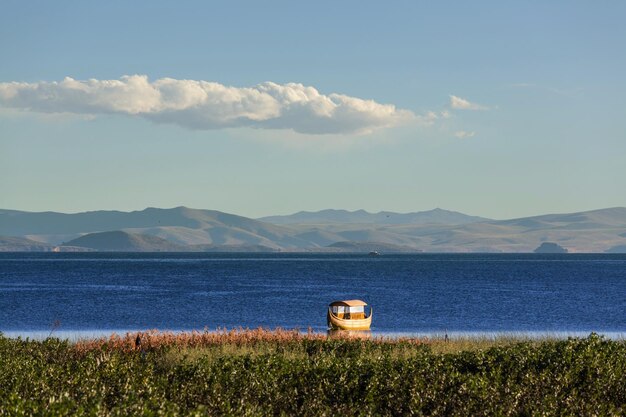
[{"x1": 1, "y1": 329, "x2": 625, "y2": 415}]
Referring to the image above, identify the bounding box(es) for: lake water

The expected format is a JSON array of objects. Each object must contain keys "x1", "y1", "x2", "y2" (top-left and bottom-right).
[{"x1": 1, "y1": 253, "x2": 625, "y2": 338}]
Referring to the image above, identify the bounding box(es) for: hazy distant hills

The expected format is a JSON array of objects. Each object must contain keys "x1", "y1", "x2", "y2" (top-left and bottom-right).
[
  {"x1": 0, "y1": 236, "x2": 92, "y2": 252},
  {"x1": 0, "y1": 207, "x2": 309, "y2": 250},
  {"x1": 258, "y1": 208, "x2": 490, "y2": 225},
  {"x1": 62, "y1": 231, "x2": 279, "y2": 253},
  {"x1": 0, "y1": 206, "x2": 289, "y2": 238},
  {"x1": 63, "y1": 231, "x2": 185, "y2": 252},
  {"x1": 0, "y1": 236, "x2": 53, "y2": 252},
  {"x1": 1, "y1": 206, "x2": 626, "y2": 252}
]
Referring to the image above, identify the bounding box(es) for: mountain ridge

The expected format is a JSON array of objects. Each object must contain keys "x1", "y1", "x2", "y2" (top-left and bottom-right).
[
  {"x1": 1, "y1": 206, "x2": 626, "y2": 252},
  {"x1": 258, "y1": 208, "x2": 490, "y2": 225}
]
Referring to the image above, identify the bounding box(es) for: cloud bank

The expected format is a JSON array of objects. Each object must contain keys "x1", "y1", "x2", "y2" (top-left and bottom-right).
[
  {"x1": 449, "y1": 95, "x2": 487, "y2": 110},
  {"x1": 0, "y1": 75, "x2": 417, "y2": 134}
]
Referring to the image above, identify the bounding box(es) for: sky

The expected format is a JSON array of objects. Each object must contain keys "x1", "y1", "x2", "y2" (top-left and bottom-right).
[{"x1": 1, "y1": 1, "x2": 625, "y2": 219}]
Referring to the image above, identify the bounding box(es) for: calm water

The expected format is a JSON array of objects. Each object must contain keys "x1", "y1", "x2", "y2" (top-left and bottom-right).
[{"x1": 1, "y1": 253, "x2": 625, "y2": 337}]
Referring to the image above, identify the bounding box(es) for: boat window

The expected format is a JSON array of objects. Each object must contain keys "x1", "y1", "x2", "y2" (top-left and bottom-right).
[
  {"x1": 332, "y1": 306, "x2": 345, "y2": 314},
  {"x1": 348, "y1": 306, "x2": 364, "y2": 313}
]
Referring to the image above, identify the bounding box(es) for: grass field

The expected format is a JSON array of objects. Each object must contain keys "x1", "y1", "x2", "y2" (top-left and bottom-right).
[{"x1": 1, "y1": 329, "x2": 625, "y2": 416}]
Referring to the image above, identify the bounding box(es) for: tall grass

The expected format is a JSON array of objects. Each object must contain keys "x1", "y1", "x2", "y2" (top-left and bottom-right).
[
  {"x1": 1, "y1": 330, "x2": 625, "y2": 416},
  {"x1": 74, "y1": 327, "x2": 331, "y2": 354}
]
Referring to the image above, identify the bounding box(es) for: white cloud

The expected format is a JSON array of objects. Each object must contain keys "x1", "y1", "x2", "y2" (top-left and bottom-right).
[
  {"x1": 0, "y1": 75, "x2": 419, "y2": 135},
  {"x1": 412, "y1": 110, "x2": 452, "y2": 127},
  {"x1": 454, "y1": 130, "x2": 476, "y2": 139},
  {"x1": 449, "y1": 95, "x2": 487, "y2": 111}
]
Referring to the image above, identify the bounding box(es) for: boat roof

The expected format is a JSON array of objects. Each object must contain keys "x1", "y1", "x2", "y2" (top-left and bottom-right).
[{"x1": 329, "y1": 299, "x2": 368, "y2": 307}]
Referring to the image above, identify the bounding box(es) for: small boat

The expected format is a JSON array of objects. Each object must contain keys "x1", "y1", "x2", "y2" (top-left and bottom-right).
[
  {"x1": 368, "y1": 251, "x2": 380, "y2": 257},
  {"x1": 327, "y1": 299, "x2": 372, "y2": 330}
]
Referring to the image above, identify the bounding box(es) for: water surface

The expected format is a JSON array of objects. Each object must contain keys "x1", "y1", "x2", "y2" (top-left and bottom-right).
[{"x1": 1, "y1": 253, "x2": 625, "y2": 337}]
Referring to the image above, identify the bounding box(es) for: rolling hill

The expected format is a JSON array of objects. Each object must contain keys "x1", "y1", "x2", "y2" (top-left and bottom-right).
[
  {"x1": 258, "y1": 208, "x2": 490, "y2": 225},
  {"x1": 0, "y1": 207, "x2": 311, "y2": 249},
  {"x1": 62, "y1": 231, "x2": 185, "y2": 252},
  {"x1": 1, "y1": 206, "x2": 625, "y2": 252},
  {"x1": 0, "y1": 236, "x2": 54, "y2": 252}
]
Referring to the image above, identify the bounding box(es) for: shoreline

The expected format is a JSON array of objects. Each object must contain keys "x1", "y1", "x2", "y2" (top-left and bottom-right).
[{"x1": 3, "y1": 328, "x2": 625, "y2": 341}]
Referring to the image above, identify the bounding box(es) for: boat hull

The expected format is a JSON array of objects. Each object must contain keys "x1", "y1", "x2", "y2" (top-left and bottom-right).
[{"x1": 327, "y1": 308, "x2": 372, "y2": 330}]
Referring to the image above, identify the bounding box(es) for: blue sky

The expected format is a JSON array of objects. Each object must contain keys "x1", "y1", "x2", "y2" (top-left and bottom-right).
[{"x1": 1, "y1": 1, "x2": 625, "y2": 219}]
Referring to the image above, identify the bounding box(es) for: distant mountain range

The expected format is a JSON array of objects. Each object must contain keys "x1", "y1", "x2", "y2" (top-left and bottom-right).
[
  {"x1": 258, "y1": 208, "x2": 490, "y2": 225},
  {"x1": 0, "y1": 236, "x2": 55, "y2": 252},
  {"x1": 1, "y1": 206, "x2": 626, "y2": 253},
  {"x1": 0, "y1": 207, "x2": 308, "y2": 250}
]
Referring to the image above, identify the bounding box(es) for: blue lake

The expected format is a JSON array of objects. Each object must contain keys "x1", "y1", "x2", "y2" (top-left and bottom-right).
[{"x1": 1, "y1": 253, "x2": 625, "y2": 337}]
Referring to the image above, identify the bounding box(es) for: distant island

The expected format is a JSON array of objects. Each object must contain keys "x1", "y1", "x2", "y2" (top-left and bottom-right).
[
  {"x1": 1, "y1": 206, "x2": 626, "y2": 253},
  {"x1": 534, "y1": 242, "x2": 568, "y2": 254}
]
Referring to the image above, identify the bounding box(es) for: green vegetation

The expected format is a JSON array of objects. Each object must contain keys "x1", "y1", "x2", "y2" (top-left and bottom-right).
[{"x1": 1, "y1": 331, "x2": 625, "y2": 416}]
